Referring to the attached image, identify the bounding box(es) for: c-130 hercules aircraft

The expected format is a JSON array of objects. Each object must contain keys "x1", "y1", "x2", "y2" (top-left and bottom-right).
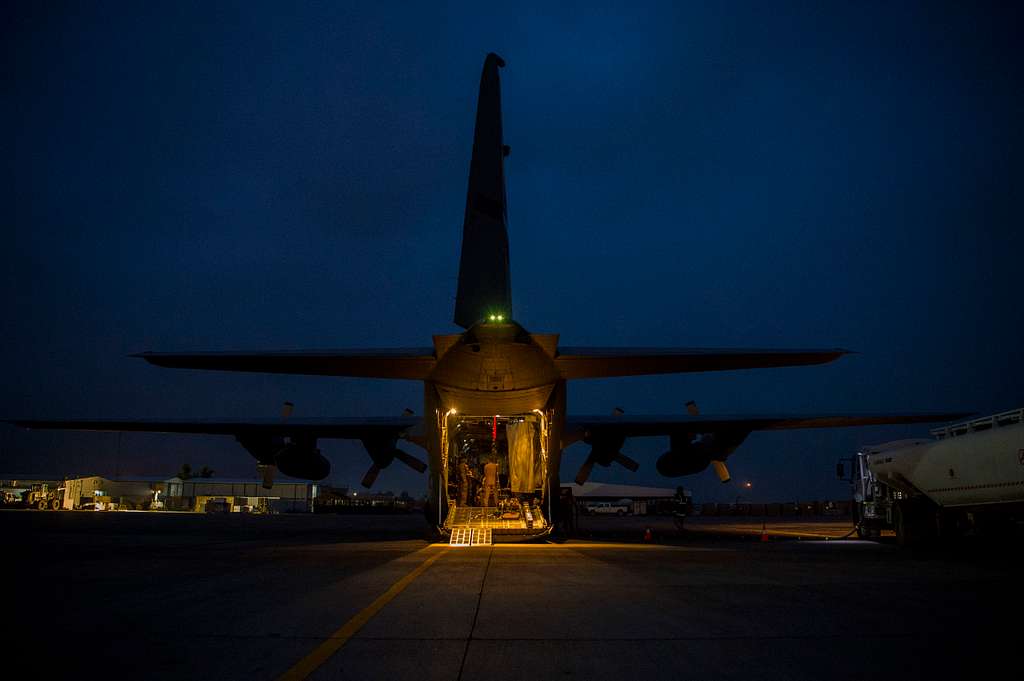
[{"x1": 13, "y1": 54, "x2": 965, "y2": 541}]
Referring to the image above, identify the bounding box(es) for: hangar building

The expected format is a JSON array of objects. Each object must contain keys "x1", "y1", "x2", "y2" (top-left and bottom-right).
[
  {"x1": 59, "y1": 475, "x2": 315, "y2": 512},
  {"x1": 562, "y1": 482, "x2": 684, "y2": 515}
]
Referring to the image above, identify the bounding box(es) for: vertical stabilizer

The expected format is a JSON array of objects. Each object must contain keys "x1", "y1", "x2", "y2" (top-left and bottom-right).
[{"x1": 454, "y1": 53, "x2": 512, "y2": 329}]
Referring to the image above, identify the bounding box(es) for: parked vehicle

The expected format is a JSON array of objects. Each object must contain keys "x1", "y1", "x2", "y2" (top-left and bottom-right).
[
  {"x1": 587, "y1": 500, "x2": 631, "y2": 516},
  {"x1": 838, "y1": 408, "x2": 1024, "y2": 546},
  {"x1": 21, "y1": 483, "x2": 64, "y2": 510}
]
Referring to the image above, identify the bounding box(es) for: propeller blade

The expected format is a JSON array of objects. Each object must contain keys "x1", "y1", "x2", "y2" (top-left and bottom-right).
[
  {"x1": 613, "y1": 452, "x2": 639, "y2": 472},
  {"x1": 281, "y1": 401, "x2": 295, "y2": 420},
  {"x1": 361, "y1": 463, "x2": 382, "y2": 489},
  {"x1": 394, "y1": 449, "x2": 427, "y2": 473},
  {"x1": 574, "y1": 455, "x2": 596, "y2": 486},
  {"x1": 685, "y1": 400, "x2": 699, "y2": 416},
  {"x1": 712, "y1": 460, "x2": 730, "y2": 483}
]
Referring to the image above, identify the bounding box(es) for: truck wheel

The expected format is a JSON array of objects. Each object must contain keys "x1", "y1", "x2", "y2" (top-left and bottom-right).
[
  {"x1": 895, "y1": 499, "x2": 937, "y2": 547},
  {"x1": 51, "y1": 499, "x2": 61, "y2": 510},
  {"x1": 935, "y1": 508, "x2": 960, "y2": 541},
  {"x1": 857, "y1": 521, "x2": 880, "y2": 540},
  {"x1": 894, "y1": 503, "x2": 912, "y2": 546},
  {"x1": 37, "y1": 500, "x2": 47, "y2": 510}
]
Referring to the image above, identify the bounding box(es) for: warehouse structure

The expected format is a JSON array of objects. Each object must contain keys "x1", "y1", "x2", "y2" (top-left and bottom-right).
[
  {"x1": 52, "y1": 475, "x2": 316, "y2": 512},
  {"x1": 165, "y1": 477, "x2": 315, "y2": 513},
  {"x1": 562, "y1": 482, "x2": 685, "y2": 515},
  {"x1": 64, "y1": 475, "x2": 161, "y2": 509}
]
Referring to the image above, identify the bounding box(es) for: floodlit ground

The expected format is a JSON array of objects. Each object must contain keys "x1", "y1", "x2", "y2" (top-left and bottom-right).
[{"x1": 7, "y1": 510, "x2": 1021, "y2": 680}]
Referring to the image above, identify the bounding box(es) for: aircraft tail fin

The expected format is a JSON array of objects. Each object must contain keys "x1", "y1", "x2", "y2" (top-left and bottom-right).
[{"x1": 454, "y1": 52, "x2": 512, "y2": 329}]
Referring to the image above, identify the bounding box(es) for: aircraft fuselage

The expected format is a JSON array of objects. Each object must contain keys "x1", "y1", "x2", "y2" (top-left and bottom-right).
[{"x1": 419, "y1": 322, "x2": 567, "y2": 538}]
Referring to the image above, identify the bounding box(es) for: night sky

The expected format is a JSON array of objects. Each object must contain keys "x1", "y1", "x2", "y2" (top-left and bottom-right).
[{"x1": 4, "y1": 2, "x2": 1021, "y2": 503}]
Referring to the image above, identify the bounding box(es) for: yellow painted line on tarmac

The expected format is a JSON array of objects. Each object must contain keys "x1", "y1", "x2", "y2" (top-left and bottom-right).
[
  {"x1": 429, "y1": 542, "x2": 703, "y2": 550},
  {"x1": 692, "y1": 526, "x2": 855, "y2": 540},
  {"x1": 277, "y1": 546, "x2": 446, "y2": 681},
  {"x1": 764, "y1": 530, "x2": 846, "y2": 539},
  {"x1": 546, "y1": 542, "x2": 691, "y2": 550}
]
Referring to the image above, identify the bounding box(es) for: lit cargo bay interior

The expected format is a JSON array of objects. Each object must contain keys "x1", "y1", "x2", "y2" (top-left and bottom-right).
[{"x1": 441, "y1": 410, "x2": 550, "y2": 538}]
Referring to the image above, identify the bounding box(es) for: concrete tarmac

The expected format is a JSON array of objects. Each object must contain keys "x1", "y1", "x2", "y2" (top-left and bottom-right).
[{"x1": 7, "y1": 510, "x2": 1022, "y2": 681}]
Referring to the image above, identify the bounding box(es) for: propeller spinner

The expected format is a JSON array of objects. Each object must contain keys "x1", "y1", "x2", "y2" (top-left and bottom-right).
[{"x1": 359, "y1": 415, "x2": 427, "y2": 488}]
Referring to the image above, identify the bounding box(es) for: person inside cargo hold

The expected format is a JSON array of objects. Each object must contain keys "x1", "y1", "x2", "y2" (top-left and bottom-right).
[
  {"x1": 481, "y1": 458, "x2": 498, "y2": 507},
  {"x1": 458, "y1": 459, "x2": 475, "y2": 505}
]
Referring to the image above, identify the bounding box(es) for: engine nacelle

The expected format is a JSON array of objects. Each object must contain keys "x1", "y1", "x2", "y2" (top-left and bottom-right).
[
  {"x1": 236, "y1": 434, "x2": 329, "y2": 480},
  {"x1": 585, "y1": 432, "x2": 627, "y2": 467},
  {"x1": 656, "y1": 450, "x2": 712, "y2": 477},
  {"x1": 655, "y1": 431, "x2": 751, "y2": 478},
  {"x1": 275, "y1": 441, "x2": 330, "y2": 480}
]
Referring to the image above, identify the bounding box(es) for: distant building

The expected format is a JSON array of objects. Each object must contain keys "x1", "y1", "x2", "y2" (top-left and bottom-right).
[
  {"x1": 561, "y1": 481, "x2": 684, "y2": 516},
  {"x1": 313, "y1": 486, "x2": 420, "y2": 513},
  {"x1": 53, "y1": 475, "x2": 315, "y2": 512},
  {"x1": 64, "y1": 475, "x2": 162, "y2": 509},
  {"x1": 165, "y1": 477, "x2": 315, "y2": 513}
]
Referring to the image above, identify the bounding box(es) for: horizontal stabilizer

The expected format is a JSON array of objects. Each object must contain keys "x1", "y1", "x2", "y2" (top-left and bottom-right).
[
  {"x1": 554, "y1": 347, "x2": 851, "y2": 379},
  {"x1": 565, "y1": 411, "x2": 972, "y2": 443},
  {"x1": 8, "y1": 416, "x2": 420, "y2": 438},
  {"x1": 134, "y1": 348, "x2": 436, "y2": 379}
]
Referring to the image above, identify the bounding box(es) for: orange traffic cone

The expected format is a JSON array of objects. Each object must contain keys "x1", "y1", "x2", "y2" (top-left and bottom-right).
[
  {"x1": 760, "y1": 521, "x2": 769, "y2": 542},
  {"x1": 643, "y1": 527, "x2": 653, "y2": 543}
]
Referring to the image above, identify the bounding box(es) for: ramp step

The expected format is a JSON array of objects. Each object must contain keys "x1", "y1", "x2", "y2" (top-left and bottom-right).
[
  {"x1": 448, "y1": 527, "x2": 493, "y2": 547},
  {"x1": 450, "y1": 527, "x2": 473, "y2": 546}
]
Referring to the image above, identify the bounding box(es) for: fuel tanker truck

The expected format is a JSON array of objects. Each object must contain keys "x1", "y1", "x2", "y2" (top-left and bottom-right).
[{"x1": 838, "y1": 407, "x2": 1024, "y2": 546}]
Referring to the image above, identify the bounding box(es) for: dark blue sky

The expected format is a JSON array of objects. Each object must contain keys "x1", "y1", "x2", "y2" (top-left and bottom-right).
[{"x1": 3, "y1": 1, "x2": 1021, "y2": 502}]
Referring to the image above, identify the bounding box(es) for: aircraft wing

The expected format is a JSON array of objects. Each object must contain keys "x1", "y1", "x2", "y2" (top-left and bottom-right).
[
  {"x1": 564, "y1": 411, "x2": 971, "y2": 443},
  {"x1": 133, "y1": 348, "x2": 436, "y2": 379},
  {"x1": 8, "y1": 416, "x2": 420, "y2": 438},
  {"x1": 553, "y1": 347, "x2": 851, "y2": 379},
  {"x1": 8, "y1": 415, "x2": 428, "y2": 486}
]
